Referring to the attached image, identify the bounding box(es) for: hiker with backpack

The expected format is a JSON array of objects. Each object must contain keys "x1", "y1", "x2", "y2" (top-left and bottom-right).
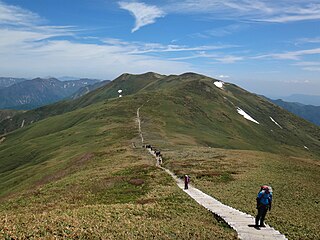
[
  {"x1": 184, "y1": 175, "x2": 190, "y2": 190},
  {"x1": 255, "y1": 185, "x2": 272, "y2": 228}
]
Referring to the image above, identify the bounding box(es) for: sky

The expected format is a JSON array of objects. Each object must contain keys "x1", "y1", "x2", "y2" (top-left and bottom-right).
[{"x1": 0, "y1": 0, "x2": 319, "y2": 97}]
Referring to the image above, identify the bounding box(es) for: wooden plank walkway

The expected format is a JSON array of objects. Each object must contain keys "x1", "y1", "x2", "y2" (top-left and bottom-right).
[
  {"x1": 162, "y1": 167, "x2": 287, "y2": 240},
  {"x1": 138, "y1": 107, "x2": 288, "y2": 240}
]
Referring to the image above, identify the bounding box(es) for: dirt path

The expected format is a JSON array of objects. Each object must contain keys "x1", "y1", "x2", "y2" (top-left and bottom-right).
[
  {"x1": 136, "y1": 107, "x2": 144, "y2": 145},
  {"x1": 136, "y1": 107, "x2": 287, "y2": 240}
]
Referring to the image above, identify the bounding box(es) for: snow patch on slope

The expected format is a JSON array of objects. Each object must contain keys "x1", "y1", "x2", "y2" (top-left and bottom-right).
[
  {"x1": 237, "y1": 107, "x2": 259, "y2": 124},
  {"x1": 118, "y1": 89, "x2": 123, "y2": 98},
  {"x1": 214, "y1": 81, "x2": 224, "y2": 89},
  {"x1": 21, "y1": 119, "x2": 25, "y2": 128},
  {"x1": 269, "y1": 116, "x2": 283, "y2": 129}
]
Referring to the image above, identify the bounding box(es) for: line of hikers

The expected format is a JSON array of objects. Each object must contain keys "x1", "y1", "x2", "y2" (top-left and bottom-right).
[
  {"x1": 144, "y1": 144, "x2": 163, "y2": 165},
  {"x1": 143, "y1": 143, "x2": 272, "y2": 230},
  {"x1": 144, "y1": 144, "x2": 191, "y2": 190}
]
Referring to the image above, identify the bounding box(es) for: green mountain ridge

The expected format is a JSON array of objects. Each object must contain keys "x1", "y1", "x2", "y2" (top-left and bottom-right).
[
  {"x1": 2, "y1": 72, "x2": 318, "y2": 154},
  {"x1": 70, "y1": 80, "x2": 111, "y2": 99},
  {"x1": 269, "y1": 98, "x2": 320, "y2": 126},
  {"x1": 0, "y1": 72, "x2": 319, "y2": 239}
]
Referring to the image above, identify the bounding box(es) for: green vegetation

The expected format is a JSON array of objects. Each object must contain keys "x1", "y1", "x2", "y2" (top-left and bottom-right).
[
  {"x1": 0, "y1": 91, "x2": 237, "y2": 239},
  {"x1": 0, "y1": 72, "x2": 319, "y2": 239},
  {"x1": 164, "y1": 147, "x2": 320, "y2": 240},
  {"x1": 0, "y1": 145, "x2": 237, "y2": 239}
]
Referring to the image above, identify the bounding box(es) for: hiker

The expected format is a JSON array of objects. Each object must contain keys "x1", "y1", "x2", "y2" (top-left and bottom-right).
[
  {"x1": 155, "y1": 150, "x2": 161, "y2": 157},
  {"x1": 255, "y1": 185, "x2": 272, "y2": 228},
  {"x1": 184, "y1": 175, "x2": 190, "y2": 190},
  {"x1": 159, "y1": 156, "x2": 162, "y2": 165}
]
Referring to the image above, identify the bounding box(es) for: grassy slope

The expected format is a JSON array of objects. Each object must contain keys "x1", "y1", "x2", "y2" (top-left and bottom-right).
[
  {"x1": 0, "y1": 72, "x2": 319, "y2": 239},
  {"x1": 0, "y1": 73, "x2": 163, "y2": 134},
  {"x1": 0, "y1": 95, "x2": 236, "y2": 239},
  {"x1": 130, "y1": 75, "x2": 320, "y2": 239},
  {"x1": 138, "y1": 77, "x2": 320, "y2": 157},
  {"x1": 163, "y1": 147, "x2": 319, "y2": 240}
]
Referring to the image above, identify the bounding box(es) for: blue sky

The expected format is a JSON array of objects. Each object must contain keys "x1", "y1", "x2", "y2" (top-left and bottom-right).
[{"x1": 0, "y1": 0, "x2": 319, "y2": 97}]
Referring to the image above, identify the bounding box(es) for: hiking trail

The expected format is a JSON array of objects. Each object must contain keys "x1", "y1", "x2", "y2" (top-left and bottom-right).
[
  {"x1": 136, "y1": 107, "x2": 287, "y2": 240},
  {"x1": 137, "y1": 107, "x2": 144, "y2": 144}
]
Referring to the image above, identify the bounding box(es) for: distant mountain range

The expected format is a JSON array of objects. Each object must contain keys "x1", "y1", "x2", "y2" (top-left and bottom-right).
[
  {"x1": 0, "y1": 77, "x2": 101, "y2": 110},
  {"x1": 271, "y1": 94, "x2": 320, "y2": 106},
  {"x1": 0, "y1": 77, "x2": 28, "y2": 89},
  {"x1": 269, "y1": 98, "x2": 320, "y2": 126}
]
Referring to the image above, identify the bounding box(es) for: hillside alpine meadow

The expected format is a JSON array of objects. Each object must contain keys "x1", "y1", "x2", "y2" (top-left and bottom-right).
[{"x1": 0, "y1": 72, "x2": 319, "y2": 239}]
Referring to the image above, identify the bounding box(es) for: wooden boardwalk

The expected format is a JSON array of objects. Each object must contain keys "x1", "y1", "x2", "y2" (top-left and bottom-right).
[
  {"x1": 163, "y1": 167, "x2": 287, "y2": 240},
  {"x1": 138, "y1": 107, "x2": 288, "y2": 240}
]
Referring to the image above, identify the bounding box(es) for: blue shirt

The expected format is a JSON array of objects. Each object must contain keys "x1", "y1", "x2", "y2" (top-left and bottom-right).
[{"x1": 257, "y1": 190, "x2": 272, "y2": 205}]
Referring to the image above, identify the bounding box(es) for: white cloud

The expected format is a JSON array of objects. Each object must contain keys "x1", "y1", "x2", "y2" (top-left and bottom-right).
[
  {"x1": 205, "y1": 23, "x2": 249, "y2": 37},
  {"x1": 0, "y1": 1, "x2": 41, "y2": 25},
  {"x1": 283, "y1": 79, "x2": 311, "y2": 84},
  {"x1": 302, "y1": 67, "x2": 320, "y2": 72},
  {"x1": 164, "y1": 0, "x2": 320, "y2": 23},
  {"x1": 0, "y1": 1, "x2": 193, "y2": 78},
  {"x1": 119, "y1": 1, "x2": 165, "y2": 32},
  {"x1": 218, "y1": 75, "x2": 230, "y2": 79},
  {"x1": 217, "y1": 55, "x2": 244, "y2": 63},
  {"x1": 254, "y1": 48, "x2": 320, "y2": 60},
  {"x1": 294, "y1": 61, "x2": 320, "y2": 67},
  {"x1": 292, "y1": 62, "x2": 320, "y2": 72},
  {"x1": 0, "y1": 26, "x2": 195, "y2": 79},
  {"x1": 102, "y1": 38, "x2": 235, "y2": 55},
  {"x1": 168, "y1": 50, "x2": 244, "y2": 64},
  {"x1": 131, "y1": 44, "x2": 236, "y2": 54},
  {"x1": 298, "y1": 37, "x2": 320, "y2": 44},
  {"x1": 261, "y1": 3, "x2": 320, "y2": 23},
  {"x1": 0, "y1": 29, "x2": 193, "y2": 78},
  {"x1": 264, "y1": 14, "x2": 320, "y2": 23}
]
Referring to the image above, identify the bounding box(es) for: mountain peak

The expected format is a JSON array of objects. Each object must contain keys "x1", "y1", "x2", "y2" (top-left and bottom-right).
[
  {"x1": 144, "y1": 72, "x2": 165, "y2": 79},
  {"x1": 117, "y1": 72, "x2": 165, "y2": 80},
  {"x1": 32, "y1": 77, "x2": 60, "y2": 82},
  {"x1": 179, "y1": 72, "x2": 204, "y2": 78}
]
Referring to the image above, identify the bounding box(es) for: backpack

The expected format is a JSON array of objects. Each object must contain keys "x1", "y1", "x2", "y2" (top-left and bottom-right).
[
  {"x1": 260, "y1": 185, "x2": 272, "y2": 194},
  {"x1": 257, "y1": 185, "x2": 272, "y2": 208}
]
